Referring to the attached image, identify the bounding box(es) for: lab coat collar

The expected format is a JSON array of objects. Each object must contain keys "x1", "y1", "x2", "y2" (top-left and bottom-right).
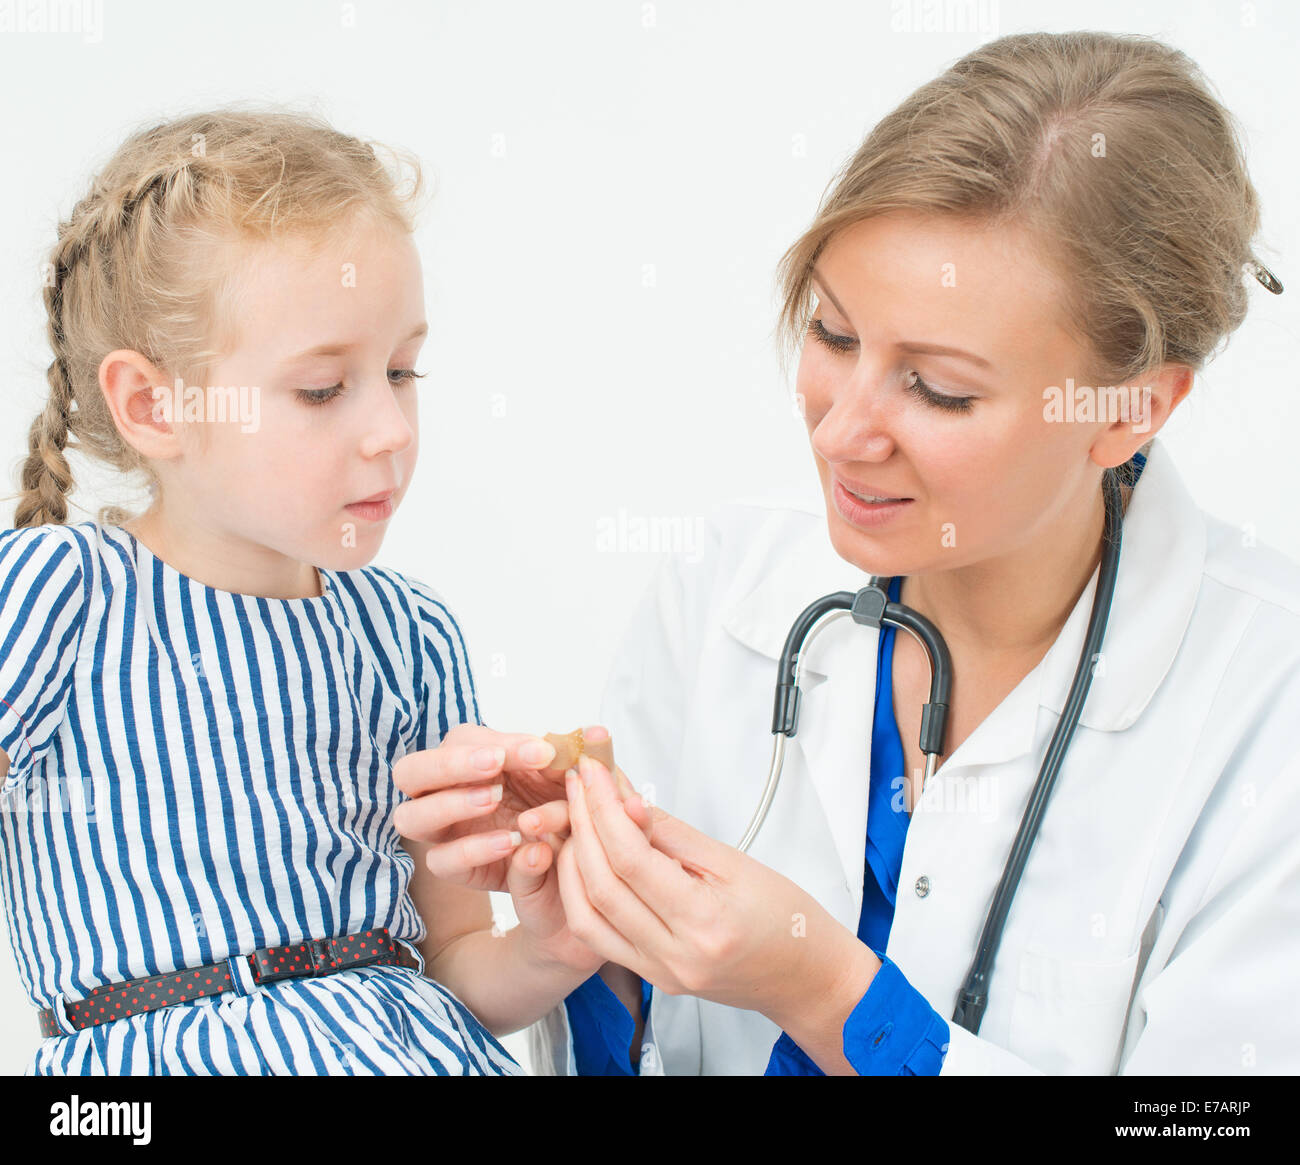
[
  {"x1": 723, "y1": 437, "x2": 1204, "y2": 732},
  {"x1": 720, "y1": 439, "x2": 1205, "y2": 889}
]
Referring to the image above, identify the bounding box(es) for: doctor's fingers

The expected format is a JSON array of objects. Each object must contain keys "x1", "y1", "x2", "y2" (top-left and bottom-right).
[
  {"x1": 576, "y1": 755, "x2": 701, "y2": 921},
  {"x1": 565, "y1": 768, "x2": 677, "y2": 951},
  {"x1": 391, "y1": 729, "x2": 557, "y2": 797},
  {"x1": 554, "y1": 838, "x2": 651, "y2": 975}
]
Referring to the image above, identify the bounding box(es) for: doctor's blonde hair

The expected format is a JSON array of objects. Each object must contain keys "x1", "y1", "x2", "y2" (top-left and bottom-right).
[
  {"x1": 10, "y1": 106, "x2": 425, "y2": 531},
  {"x1": 776, "y1": 30, "x2": 1279, "y2": 489}
]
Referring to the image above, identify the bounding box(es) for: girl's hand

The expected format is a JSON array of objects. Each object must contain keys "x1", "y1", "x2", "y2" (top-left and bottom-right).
[
  {"x1": 556, "y1": 754, "x2": 879, "y2": 1033},
  {"x1": 393, "y1": 722, "x2": 575, "y2": 893},
  {"x1": 392, "y1": 723, "x2": 646, "y2": 976}
]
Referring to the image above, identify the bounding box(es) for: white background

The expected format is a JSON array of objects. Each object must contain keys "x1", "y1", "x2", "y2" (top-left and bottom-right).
[{"x1": 1, "y1": 0, "x2": 1297, "y2": 1075}]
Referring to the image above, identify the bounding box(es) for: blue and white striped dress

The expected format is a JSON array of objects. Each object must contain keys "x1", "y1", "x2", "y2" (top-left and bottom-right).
[{"x1": 0, "y1": 520, "x2": 522, "y2": 1076}]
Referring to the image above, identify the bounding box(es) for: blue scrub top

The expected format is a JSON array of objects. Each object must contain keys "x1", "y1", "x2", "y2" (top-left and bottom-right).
[{"x1": 562, "y1": 452, "x2": 1147, "y2": 1075}]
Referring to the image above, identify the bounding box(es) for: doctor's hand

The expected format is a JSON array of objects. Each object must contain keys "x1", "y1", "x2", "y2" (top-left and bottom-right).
[{"x1": 557, "y1": 753, "x2": 881, "y2": 1066}]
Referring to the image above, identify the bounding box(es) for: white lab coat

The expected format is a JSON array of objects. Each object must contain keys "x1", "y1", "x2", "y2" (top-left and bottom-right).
[{"x1": 529, "y1": 437, "x2": 1300, "y2": 1074}]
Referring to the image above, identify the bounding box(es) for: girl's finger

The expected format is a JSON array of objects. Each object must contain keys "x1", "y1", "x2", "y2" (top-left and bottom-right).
[
  {"x1": 392, "y1": 732, "x2": 558, "y2": 796},
  {"x1": 516, "y1": 799, "x2": 570, "y2": 841},
  {"x1": 422, "y1": 828, "x2": 522, "y2": 880},
  {"x1": 507, "y1": 840, "x2": 554, "y2": 901},
  {"x1": 392, "y1": 783, "x2": 503, "y2": 841},
  {"x1": 566, "y1": 769, "x2": 674, "y2": 947}
]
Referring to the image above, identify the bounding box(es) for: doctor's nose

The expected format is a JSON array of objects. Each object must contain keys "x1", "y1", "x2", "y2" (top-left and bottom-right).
[{"x1": 808, "y1": 382, "x2": 898, "y2": 465}]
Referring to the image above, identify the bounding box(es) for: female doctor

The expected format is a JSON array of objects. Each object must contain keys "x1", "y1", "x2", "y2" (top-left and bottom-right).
[{"x1": 391, "y1": 30, "x2": 1300, "y2": 1075}]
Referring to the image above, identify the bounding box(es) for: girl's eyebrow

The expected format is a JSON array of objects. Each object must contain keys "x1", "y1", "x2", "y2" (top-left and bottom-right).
[
  {"x1": 811, "y1": 269, "x2": 995, "y2": 371},
  {"x1": 281, "y1": 322, "x2": 429, "y2": 363}
]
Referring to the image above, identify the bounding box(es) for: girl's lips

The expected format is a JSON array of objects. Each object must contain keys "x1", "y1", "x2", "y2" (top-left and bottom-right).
[{"x1": 344, "y1": 496, "x2": 394, "y2": 521}]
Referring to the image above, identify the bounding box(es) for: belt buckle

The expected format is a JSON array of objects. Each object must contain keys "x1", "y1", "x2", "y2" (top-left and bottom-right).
[
  {"x1": 247, "y1": 931, "x2": 396, "y2": 987},
  {"x1": 309, "y1": 937, "x2": 339, "y2": 975},
  {"x1": 248, "y1": 939, "x2": 335, "y2": 986}
]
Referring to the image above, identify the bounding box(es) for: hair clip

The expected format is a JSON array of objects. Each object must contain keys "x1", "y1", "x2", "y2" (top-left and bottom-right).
[{"x1": 1249, "y1": 260, "x2": 1284, "y2": 294}]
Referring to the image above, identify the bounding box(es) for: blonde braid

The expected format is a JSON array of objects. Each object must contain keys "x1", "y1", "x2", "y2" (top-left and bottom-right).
[
  {"x1": 7, "y1": 107, "x2": 425, "y2": 532},
  {"x1": 14, "y1": 232, "x2": 84, "y2": 529}
]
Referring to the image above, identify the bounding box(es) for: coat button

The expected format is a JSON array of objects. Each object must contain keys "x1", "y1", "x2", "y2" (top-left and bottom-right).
[{"x1": 914, "y1": 875, "x2": 930, "y2": 898}]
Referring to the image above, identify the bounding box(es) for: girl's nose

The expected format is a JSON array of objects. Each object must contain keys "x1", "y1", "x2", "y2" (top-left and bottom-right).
[{"x1": 359, "y1": 377, "x2": 416, "y2": 458}]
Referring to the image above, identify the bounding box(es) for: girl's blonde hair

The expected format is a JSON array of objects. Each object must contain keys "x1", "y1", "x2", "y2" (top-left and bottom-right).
[
  {"x1": 776, "y1": 30, "x2": 1282, "y2": 490},
  {"x1": 11, "y1": 106, "x2": 426, "y2": 530}
]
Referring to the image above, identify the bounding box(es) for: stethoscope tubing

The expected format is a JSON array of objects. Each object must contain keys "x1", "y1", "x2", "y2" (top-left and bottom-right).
[{"x1": 739, "y1": 471, "x2": 1126, "y2": 1036}]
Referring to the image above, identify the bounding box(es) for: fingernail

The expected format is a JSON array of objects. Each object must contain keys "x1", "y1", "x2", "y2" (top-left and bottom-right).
[
  {"x1": 520, "y1": 739, "x2": 555, "y2": 767},
  {"x1": 519, "y1": 811, "x2": 538, "y2": 833},
  {"x1": 526, "y1": 845, "x2": 542, "y2": 869},
  {"x1": 492, "y1": 831, "x2": 521, "y2": 853},
  {"x1": 565, "y1": 768, "x2": 578, "y2": 793},
  {"x1": 468, "y1": 785, "x2": 498, "y2": 807},
  {"x1": 579, "y1": 755, "x2": 596, "y2": 788},
  {"x1": 474, "y1": 747, "x2": 506, "y2": 771}
]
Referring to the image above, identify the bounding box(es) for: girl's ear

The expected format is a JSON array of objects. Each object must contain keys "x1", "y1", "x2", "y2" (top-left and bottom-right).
[{"x1": 100, "y1": 348, "x2": 183, "y2": 460}]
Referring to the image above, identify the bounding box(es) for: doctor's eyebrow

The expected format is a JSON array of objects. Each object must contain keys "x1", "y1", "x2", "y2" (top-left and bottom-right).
[{"x1": 810, "y1": 269, "x2": 995, "y2": 371}]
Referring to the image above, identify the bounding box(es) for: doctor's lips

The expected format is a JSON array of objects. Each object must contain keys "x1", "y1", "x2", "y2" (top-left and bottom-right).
[
  {"x1": 345, "y1": 488, "x2": 396, "y2": 521},
  {"x1": 831, "y1": 473, "x2": 914, "y2": 528}
]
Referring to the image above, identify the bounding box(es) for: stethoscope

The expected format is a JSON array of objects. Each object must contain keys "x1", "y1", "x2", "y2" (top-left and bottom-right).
[{"x1": 736, "y1": 469, "x2": 1127, "y2": 1035}]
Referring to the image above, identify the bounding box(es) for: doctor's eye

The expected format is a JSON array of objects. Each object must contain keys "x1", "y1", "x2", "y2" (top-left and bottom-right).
[
  {"x1": 807, "y1": 318, "x2": 975, "y2": 414},
  {"x1": 806, "y1": 317, "x2": 856, "y2": 353},
  {"x1": 905, "y1": 371, "x2": 975, "y2": 414}
]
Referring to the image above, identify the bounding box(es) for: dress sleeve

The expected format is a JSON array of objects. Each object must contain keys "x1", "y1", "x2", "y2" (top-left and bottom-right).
[
  {"x1": 764, "y1": 952, "x2": 950, "y2": 1076},
  {"x1": 403, "y1": 576, "x2": 483, "y2": 750},
  {"x1": 0, "y1": 525, "x2": 88, "y2": 791}
]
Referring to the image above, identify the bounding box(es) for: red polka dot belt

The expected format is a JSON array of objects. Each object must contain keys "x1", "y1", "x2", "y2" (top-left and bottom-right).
[{"x1": 36, "y1": 928, "x2": 420, "y2": 1039}]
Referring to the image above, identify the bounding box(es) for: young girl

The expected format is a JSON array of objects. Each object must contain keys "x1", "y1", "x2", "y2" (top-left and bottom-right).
[{"x1": 0, "y1": 108, "x2": 585, "y2": 1075}]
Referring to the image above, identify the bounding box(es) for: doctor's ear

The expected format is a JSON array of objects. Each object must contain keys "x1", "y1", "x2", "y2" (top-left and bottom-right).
[{"x1": 1091, "y1": 362, "x2": 1193, "y2": 468}]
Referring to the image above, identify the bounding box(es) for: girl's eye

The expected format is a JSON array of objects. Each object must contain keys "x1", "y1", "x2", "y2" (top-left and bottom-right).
[
  {"x1": 296, "y1": 370, "x2": 426, "y2": 407},
  {"x1": 806, "y1": 318, "x2": 975, "y2": 414},
  {"x1": 297, "y1": 384, "x2": 343, "y2": 406},
  {"x1": 389, "y1": 368, "x2": 426, "y2": 385}
]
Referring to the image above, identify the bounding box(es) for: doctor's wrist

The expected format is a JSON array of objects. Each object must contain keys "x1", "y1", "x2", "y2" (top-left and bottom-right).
[{"x1": 768, "y1": 929, "x2": 881, "y2": 1075}]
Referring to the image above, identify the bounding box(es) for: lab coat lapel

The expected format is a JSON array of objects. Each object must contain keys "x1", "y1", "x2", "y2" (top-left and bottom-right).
[
  {"x1": 1035, "y1": 438, "x2": 1206, "y2": 730},
  {"x1": 722, "y1": 514, "x2": 880, "y2": 899}
]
